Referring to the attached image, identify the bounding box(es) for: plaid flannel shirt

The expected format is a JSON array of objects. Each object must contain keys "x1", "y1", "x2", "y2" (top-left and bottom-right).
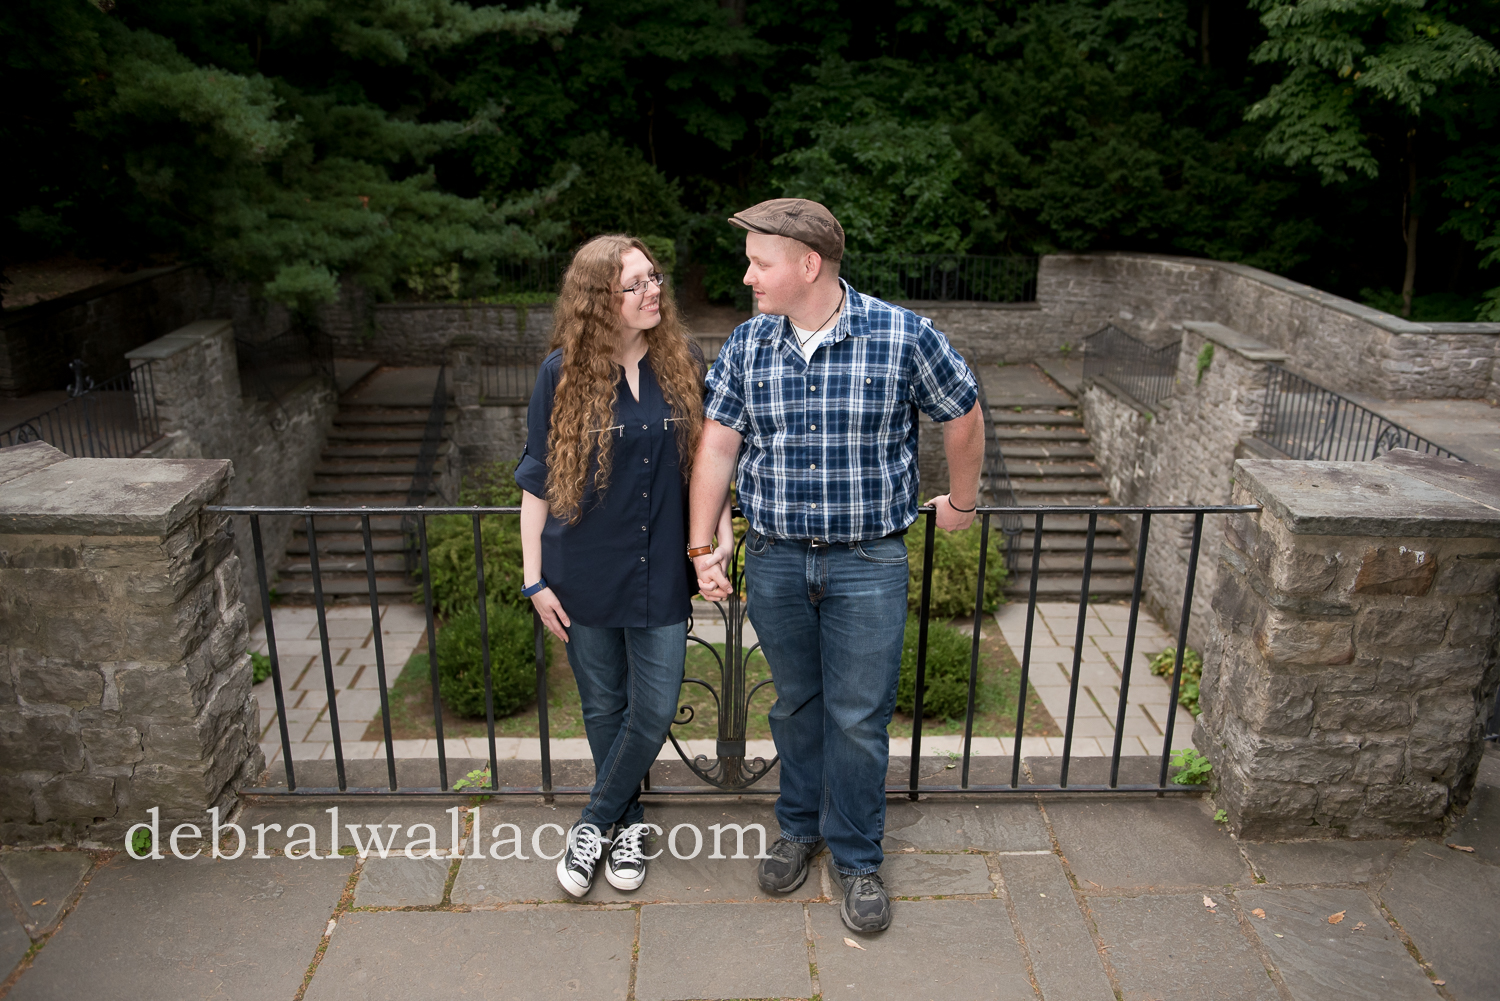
[{"x1": 704, "y1": 280, "x2": 978, "y2": 542}]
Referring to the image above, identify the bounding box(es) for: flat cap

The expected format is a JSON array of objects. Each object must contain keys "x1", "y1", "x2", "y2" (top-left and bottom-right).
[{"x1": 728, "y1": 198, "x2": 845, "y2": 262}]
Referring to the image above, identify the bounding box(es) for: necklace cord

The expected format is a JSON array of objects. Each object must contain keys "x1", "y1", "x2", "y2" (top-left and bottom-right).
[{"x1": 795, "y1": 286, "x2": 846, "y2": 348}]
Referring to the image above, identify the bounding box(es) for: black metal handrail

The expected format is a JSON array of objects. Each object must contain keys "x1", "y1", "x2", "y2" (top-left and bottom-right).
[
  {"x1": 1255, "y1": 365, "x2": 1464, "y2": 462},
  {"x1": 479, "y1": 346, "x2": 542, "y2": 405},
  {"x1": 842, "y1": 254, "x2": 1038, "y2": 303},
  {"x1": 1081, "y1": 325, "x2": 1179, "y2": 411},
  {"x1": 236, "y1": 330, "x2": 331, "y2": 403},
  {"x1": 968, "y1": 363, "x2": 1023, "y2": 569},
  {"x1": 218, "y1": 499, "x2": 1257, "y2": 799},
  {"x1": 0, "y1": 362, "x2": 162, "y2": 457},
  {"x1": 402, "y1": 365, "x2": 450, "y2": 576}
]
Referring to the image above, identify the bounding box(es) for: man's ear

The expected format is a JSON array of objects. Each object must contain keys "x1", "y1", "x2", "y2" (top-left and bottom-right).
[{"x1": 802, "y1": 250, "x2": 824, "y2": 284}]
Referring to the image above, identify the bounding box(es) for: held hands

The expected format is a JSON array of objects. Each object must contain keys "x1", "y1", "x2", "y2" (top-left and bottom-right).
[
  {"x1": 694, "y1": 549, "x2": 733, "y2": 602},
  {"x1": 529, "y1": 588, "x2": 571, "y2": 643},
  {"x1": 930, "y1": 493, "x2": 978, "y2": 532}
]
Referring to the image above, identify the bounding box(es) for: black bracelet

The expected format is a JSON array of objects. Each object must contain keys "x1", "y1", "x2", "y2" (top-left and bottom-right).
[{"x1": 948, "y1": 499, "x2": 977, "y2": 513}]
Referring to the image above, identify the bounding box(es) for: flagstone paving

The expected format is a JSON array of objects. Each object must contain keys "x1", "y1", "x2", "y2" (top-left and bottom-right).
[{"x1": 4, "y1": 753, "x2": 1497, "y2": 1000}]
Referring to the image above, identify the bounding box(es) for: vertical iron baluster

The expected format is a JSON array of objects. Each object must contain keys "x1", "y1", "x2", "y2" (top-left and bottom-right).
[
  {"x1": 305, "y1": 514, "x2": 347, "y2": 790},
  {"x1": 417, "y1": 515, "x2": 450, "y2": 791},
  {"x1": 1059, "y1": 512, "x2": 1097, "y2": 788},
  {"x1": 362, "y1": 513, "x2": 397, "y2": 790},
  {"x1": 1011, "y1": 512, "x2": 1044, "y2": 788},
  {"x1": 534, "y1": 610, "x2": 553, "y2": 802},
  {"x1": 1109, "y1": 513, "x2": 1152, "y2": 787},
  {"x1": 908, "y1": 510, "x2": 938, "y2": 800},
  {"x1": 471, "y1": 514, "x2": 495, "y2": 791},
  {"x1": 961, "y1": 513, "x2": 990, "y2": 789},
  {"x1": 250, "y1": 515, "x2": 296, "y2": 791},
  {"x1": 1159, "y1": 513, "x2": 1206, "y2": 789}
]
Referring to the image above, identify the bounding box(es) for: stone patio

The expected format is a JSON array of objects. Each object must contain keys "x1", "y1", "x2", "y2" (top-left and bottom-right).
[{"x1": 3, "y1": 746, "x2": 1495, "y2": 1000}]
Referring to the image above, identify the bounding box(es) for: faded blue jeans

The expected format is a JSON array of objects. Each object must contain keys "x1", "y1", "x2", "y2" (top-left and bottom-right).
[
  {"x1": 744, "y1": 529, "x2": 908, "y2": 876},
  {"x1": 565, "y1": 620, "x2": 687, "y2": 831}
]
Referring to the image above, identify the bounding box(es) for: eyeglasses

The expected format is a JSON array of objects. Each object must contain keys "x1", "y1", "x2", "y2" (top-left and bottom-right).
[{"x1": 616, "y1": 272, "x2": 666, "y2": 296}]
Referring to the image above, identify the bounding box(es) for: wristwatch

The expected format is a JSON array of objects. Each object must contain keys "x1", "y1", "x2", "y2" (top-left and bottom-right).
[{"x1": 686, "y1": 544, "x2": 714, "y2": 558}]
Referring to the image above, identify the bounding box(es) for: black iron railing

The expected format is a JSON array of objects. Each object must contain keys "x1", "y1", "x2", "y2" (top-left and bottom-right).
[
  {"x1": 1081, "y1": 325, "x2": 1179, "y2": 411},
  {"x1": 401, "y1": 365, "x2": 450, "y2": 577},
  {"x1": 842, "y1": 254, "x2": 1038, "y2": 303},
  {"x1": 492, "y1": 255, "x2": 569, "y2": 296},
  {"x1": 0, "y1": 363, "x2": 162, "y2": 457},
  {"x1": 479, "y1": 346, "x2": 542, "y2": 405},
  {"x1": 1255, "y1": 365, "x2": 1464, "y2": 462},
  {"x1": 219, "y1": 499, "x2": 1256, "y2": 798},
  {"x1": 969, "y1": 363, "x2": 1023, "y2": 569}
]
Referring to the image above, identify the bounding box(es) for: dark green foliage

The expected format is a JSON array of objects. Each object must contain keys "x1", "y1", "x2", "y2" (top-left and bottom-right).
[
  {"x1": 250, "y1": 651, "x2": 273, "y2": 684},
  {"x1": 907, "y1": 522, "x2": 1007, "y2": 619},
  {"x1": 897, "y1": 615, "x2": 976, "y2": 722},
  {"x1": 436, "y1": 600, "x2": 536, "y2": 718},
  {"x1": 420, "y1": 460, "x2": 525, "y2": 619},
  {"x1": 1149, "y1": 645, "x2": 1204, "y2": 716}
]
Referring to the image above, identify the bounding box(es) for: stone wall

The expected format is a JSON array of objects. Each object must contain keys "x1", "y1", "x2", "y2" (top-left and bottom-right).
[
  {"x1": 1079, "y1": 322, "x2": 1287, "y2": 648},
  {"x1": 0, "y1": 441, "x2": 264, "y2": 845},
  {"x1": 1199, "y1": 451, "x2": 1500, "y2": 839},
  {"x1": 126, "y1": 320, "x2": 337, "y2": 613}
]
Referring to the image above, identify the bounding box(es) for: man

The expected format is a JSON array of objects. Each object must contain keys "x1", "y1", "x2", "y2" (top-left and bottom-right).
[{"x1": 688, "y1": 198, "x2": 985, "y2": 933}]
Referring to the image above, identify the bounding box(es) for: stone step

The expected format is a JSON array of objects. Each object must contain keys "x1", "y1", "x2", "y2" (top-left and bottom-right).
[
  {"x1": 275, "y1": 575, "x2": 417, "y2": 596},
  {"x1": 1003, "y1": 573, "x2": 1137, "y2": 597},
  {"x1": 994, "y1": 428, "x2": 1091, "y2": 442},
  {"x1": 287, "y1": 533, "x2": 407, "y2": 554},
  {"x1": 1010, "y1": 515, "x2": 1124, "y2": 534},
  {"x1": 990, "y1": 411, "x2": 1082, "y2": 426},
  {"x1": 1013, "y1": 491, "x2": 1112, "y2": 505},
  {"x1": 321, "y1": 443, "x2": 448, "y2": 459},
  {"x1": 1010, "y1": 553, "x2": 1136, "y2": 574},
  {"x1": 334, "y1": 408, "x2": 452, "y2": 425},
  {"x1": 308, "y1": 477, "x2": 416, "y2": 495},
  {"x1": 327, "y1": 426, "x2": 433, "y2": 442},
  {"x1": 1031, "y1": 534, "x2": 1131, "y2": 552},
  {"x1": 999, "y1": 445, "x2": 1097, "y2": 460},
  {"x1": 1004, "y1": 462, "x2": 1100, "y2": 478},
  {"x1": 281, "y1": 553, "x2": 408, "y2": 575},
  {"x1": 294, "y1": 514, "x2": 411, "y2": 533},
  {"x1": 307, "y1": 492, "x2": 419, "y2": 507},
  {"x1": 315, "y1": 459, "x2": 420, "y2": 476}
]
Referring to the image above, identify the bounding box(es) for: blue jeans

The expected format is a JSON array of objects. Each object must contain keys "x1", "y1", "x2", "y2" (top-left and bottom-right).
[
  {"x1": 565, "y1": 620, "x2": 687, "y2": 831},
  {"x1": 744, "y1": 529, "x2": 908, "y2": 875}
]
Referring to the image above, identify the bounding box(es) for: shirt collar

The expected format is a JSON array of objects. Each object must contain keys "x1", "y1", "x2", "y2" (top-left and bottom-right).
[{"x1": 753, "y1": 279, "x2": 867, "y2": 345}]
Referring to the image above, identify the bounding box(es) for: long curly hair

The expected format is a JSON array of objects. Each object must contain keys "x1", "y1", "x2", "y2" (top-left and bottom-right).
[{"x1": 545, "y1": 234, "x2": 704, "y2": 524}]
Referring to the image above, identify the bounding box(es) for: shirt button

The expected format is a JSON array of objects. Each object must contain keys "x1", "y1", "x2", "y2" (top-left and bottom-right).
[
  {"x1": 758, "y1": 381, "x2": 764, "y2": 387},
  {"x1": 642, "y1": 424, "x2": 648, "y2": 429},
  {"x1": 810, "y1": 424, "x2": 816, "y2": 430},
  {"x1": 866, "y1": 378, "x2": 872, "y2": 384},
  {"x1": 810, "y1": 463, "x2": 816, "y2": 469},
  {"x1": 639, "y1": 556, "x2": 647, "y2": 562},
  {"x1": 641, "y1": 525, "x2": 647, "y2": 531},
  {"x1": 810, "y1": 385, "x2": 817, "y2": 392},
  {"x1": 811, "y1": 503, "x2": 818, "y2": 509},
  {"x1": 642, "y1": 492, "x2": 648, "y2": 498},
  {"x1": 643, "y1": 458, "x2": 649, "y2": 464}
]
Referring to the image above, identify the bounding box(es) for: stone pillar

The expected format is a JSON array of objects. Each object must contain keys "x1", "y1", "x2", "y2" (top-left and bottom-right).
[
  {"x1": 0, "y1": 441, "x2": 263, "y2": 845},
  {"x1": 449, "y1": 333, "x2": 481, "y2": 408},
  {"x1": 1199, "y1": 449, "x2": 1500, "y2": 839},
  {"x1": 125, "y1": 318, "x2": 241, "y2": 460}
]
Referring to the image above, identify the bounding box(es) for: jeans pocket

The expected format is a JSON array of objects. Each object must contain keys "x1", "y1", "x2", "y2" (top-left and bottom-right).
[
  {"x1": 745, "y1": 530, "x2": 771, "y2": 557},
  {"x1": 854, "y1": 536, "x2": 908, "y2": 565}
]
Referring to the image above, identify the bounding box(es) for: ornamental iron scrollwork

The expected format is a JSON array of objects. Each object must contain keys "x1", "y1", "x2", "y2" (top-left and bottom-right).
[{"x1": 668, "y1": 532, "x2": 779, "y2": 790}]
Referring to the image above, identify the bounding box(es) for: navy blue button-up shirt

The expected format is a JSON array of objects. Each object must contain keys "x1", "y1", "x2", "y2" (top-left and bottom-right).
[
  {"x1": 705, "y1": 281, "x2": 977, "y2": 542},
  {"x1": 514, "y1": 349, "x2": 696, "y2": 628}
]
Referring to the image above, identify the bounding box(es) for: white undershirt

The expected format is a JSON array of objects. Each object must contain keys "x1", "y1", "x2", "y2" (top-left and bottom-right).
[{"x1": 791, "y1": 322, "x2": 834, "y2": 361}]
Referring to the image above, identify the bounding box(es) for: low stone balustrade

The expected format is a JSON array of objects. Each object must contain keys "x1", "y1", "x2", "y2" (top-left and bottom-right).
[
  {"x1": 1200, "y1": 449, "x2": 1500, "y2": 838},
  {"x1": 0, "y1": 441, "x2": 262, "y2": 844}
]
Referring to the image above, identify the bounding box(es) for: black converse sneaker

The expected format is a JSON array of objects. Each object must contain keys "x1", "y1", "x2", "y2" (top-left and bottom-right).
[
  {"x1": 556, "y1": 822, "x2": 606, "y2": 898},
  {"x1": 605, "y1": 822, "x2": 653, "y2": 891},
  {"x1": 829, "y1": 857, "x2": 892, "y2": 933},
  {"x1": 756, "y1": 836, "x2": 824, "y2": 893}
]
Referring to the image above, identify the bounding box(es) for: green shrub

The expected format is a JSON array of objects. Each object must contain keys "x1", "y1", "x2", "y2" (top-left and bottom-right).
[
  {"x1": 1149, "y1": 646, "x2": 1204, "y2": 716},
  {"x1": 896, "y1": 616, "x2": 977, "y2": 722},
  {"x1": 420, "y1": 460, "x2": 527, "y2": 619},
  {"x1": 906, "y1": 521, "x2": 1008, "y2": 618},
  {"x1": 435, "y1": 601, "x2": 537, "y2": 719},
  {"x1": 249, "y1": 651, "x2": 272, "y2": 684}
]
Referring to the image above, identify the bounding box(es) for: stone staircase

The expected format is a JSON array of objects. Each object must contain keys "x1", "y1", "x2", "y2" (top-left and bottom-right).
[
  {"x1": 982, "y1": 366, "x2": 1135, "y2": 599},
  {"x1": 280, "y1": 369, "x2": 453, "y2": 599}
]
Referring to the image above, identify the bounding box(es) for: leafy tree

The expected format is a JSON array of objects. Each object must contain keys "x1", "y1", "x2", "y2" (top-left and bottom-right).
[{"x1": 1245, "y1": 0, "x2": 1500, "y2": 314}]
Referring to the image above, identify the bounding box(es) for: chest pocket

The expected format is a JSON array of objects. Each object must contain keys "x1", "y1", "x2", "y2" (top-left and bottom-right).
[{"x1": 855, "y1": 373, "x2": 901, "y2": 436}]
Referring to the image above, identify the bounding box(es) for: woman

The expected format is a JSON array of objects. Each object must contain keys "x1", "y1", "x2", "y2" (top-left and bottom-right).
[{"x1": 516, "y1": 234, "x2": 734, "y2": 897}]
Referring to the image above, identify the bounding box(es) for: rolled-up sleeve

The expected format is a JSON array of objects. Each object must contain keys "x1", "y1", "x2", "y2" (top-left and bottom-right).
[
  {"x1": 909, "y1": 319, "x2": 977, "y2": 422},
  {"x1": 704, "y1": 329, "x2": 749, "y2": 432},
  {"x1": 514, "y1": 352, "x2": 560, "y2": 497}
]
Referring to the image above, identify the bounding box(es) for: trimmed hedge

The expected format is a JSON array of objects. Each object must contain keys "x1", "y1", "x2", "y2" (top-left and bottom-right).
[
  {"x1": 435, "y1": 601, "x2": 536, "y2": 718},
  {"x1": 897, "y1": 616, "x2": 976, "y2": 722}
]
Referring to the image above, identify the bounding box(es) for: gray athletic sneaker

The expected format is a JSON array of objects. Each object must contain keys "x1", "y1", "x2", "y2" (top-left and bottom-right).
[
  {"x1": 829, "y1": 858, "x2": 892, "y2": 933},
  {"x1": 756, "y1": 836, "x2": 824, "y2": 893}
]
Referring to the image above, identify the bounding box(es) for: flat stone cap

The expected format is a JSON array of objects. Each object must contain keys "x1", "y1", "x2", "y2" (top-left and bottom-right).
[
  {"x1": 1179, "y1": 321, "x2": 1288, "y2": 363},
  {"x1": 1235, "y1": 449, "x2": 1500, "y2": 538},
  {"x1": 0, "y1": 444, "x2": 231, "y2": 536},
  {"x1": 125, "y1": 319, "x2": 232, "y2": 362}
]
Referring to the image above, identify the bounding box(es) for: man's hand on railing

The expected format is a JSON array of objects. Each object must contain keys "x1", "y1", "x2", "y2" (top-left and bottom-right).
[{"x1": 930, "y1": 493, "x2": 977, "y2": 532}]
